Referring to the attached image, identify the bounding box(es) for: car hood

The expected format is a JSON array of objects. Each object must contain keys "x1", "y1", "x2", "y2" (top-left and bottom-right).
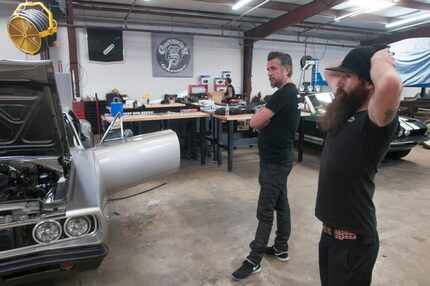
[{"x1": 0, "y1": 60, "x2": 69, "y2": 158}]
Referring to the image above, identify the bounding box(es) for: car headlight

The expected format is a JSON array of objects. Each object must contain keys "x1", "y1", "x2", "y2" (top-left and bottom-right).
[
  {"x1": 33, "y1": 220, "x2": 62, "y2": 244},
  {"x1": 64, "y1": 216, "x2": 91, "y2": 237}
]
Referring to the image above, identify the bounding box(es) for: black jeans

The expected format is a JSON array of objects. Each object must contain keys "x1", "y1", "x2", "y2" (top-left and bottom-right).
[
  {"x1": 319, "y1": 232, "x2": 379, "y2": 286},
  {"x1": 247, "y1": 160, "x2": 293, "y2": 264}
]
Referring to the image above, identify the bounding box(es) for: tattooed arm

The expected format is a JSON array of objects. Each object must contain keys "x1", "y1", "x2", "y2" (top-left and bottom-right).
[{"x1": 368, "y1": 49, "x2": 402, "y2": 127}]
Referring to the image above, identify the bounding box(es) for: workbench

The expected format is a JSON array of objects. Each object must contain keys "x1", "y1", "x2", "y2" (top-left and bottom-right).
[
  {"x1": 102, "y1": 111, "x2": 210, "y2": 164},
  {"x1": 211, "y1": 112, "x2": 310, "y2": 172},
  {"x1": 144, "y1": 103, "x2": 186, "y2": 109}
]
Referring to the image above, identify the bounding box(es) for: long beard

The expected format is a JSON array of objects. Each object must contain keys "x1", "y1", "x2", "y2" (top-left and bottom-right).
[{"x1": 319, "y1": 85, "x2": 369, "y2": 133}]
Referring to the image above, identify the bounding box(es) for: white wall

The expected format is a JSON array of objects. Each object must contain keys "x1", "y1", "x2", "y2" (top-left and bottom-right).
[{"x1": 72, "y1": 28, "x2": 243, "y2": 102}]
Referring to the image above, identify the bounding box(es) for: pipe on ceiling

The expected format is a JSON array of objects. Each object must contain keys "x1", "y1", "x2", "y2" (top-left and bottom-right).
[{"x1": 60, "y1": 23, "x2": 358, "y2": 48}]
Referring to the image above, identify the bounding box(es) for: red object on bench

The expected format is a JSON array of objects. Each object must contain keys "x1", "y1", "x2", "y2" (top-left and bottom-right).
[{"x1": 72, "y1": 101, "x2": 86, "y2": 119}]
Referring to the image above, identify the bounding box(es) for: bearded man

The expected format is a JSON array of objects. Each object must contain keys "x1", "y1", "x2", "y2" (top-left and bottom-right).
[{"x1": 316, "y1": 46, "x2": 402, "y2": 286}]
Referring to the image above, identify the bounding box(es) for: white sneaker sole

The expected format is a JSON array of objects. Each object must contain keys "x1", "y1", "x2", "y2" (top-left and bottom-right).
[{"x1": 276, "y1": 256, "x2": 290, "y2": 262}]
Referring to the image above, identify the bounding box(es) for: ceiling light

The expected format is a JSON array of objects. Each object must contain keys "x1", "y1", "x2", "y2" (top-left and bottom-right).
[
  {"x1": 334, "y1": 0, "x2": 395, "y2": 22},
  {"x1": 386, "y1": 13, "x2": 430, "y2": 29},
  {"x1": 232, "y1": 0, "x2": 254, "y2": 10},
  {"x1": 346, "y1": 0, "x2": 391, "y2": 7}
]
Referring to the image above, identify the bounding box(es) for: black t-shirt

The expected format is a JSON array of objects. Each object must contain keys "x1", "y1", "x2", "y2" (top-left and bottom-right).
[
  {"x1": 258, "y1": 83, "x2": 299, "y2": 164},
  {"x1": 315, "y1": 111, "x2": 398, "y2": 239}
]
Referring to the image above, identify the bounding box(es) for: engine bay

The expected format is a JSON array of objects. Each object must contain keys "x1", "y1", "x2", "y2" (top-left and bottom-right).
[{"x1": 0, "y1": 161, "x2": 62, "y2": 202}]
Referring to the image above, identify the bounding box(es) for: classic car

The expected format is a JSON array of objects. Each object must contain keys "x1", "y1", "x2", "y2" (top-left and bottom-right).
[
  {"x1": 0, "y1": 60, "x2": 180, "y2": 284},
  {"x1": 300, "y1": 92, "x2": 429, "y2": 159}
]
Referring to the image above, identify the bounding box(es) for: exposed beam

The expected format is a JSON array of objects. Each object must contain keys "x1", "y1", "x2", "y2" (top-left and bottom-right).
[
  {"x1": 361, "y1": 23, "x2": 430, "y2": 45},
  {"x1": 63, "y1": 23, "x2": 357, "y2": 48},
  {"x1": 245, "y1": 0, "x2": 347, "y2": 39},
  {"x1": 194, "y1": 0, "x2": 392, "y2": 23},
  {"x1": 72, "y1": 1, "x2": 387, "y2": 36},
  {"x1": 73, "y1": 3, "x2": 265, "y2": 24},
  {"x1": 72, "y1": 1, "x2": 389, "y2": 33}
]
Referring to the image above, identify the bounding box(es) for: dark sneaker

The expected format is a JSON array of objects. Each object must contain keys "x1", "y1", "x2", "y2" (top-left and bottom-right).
[
  {"x1": 232, "y1": 259, "x2": 261, "y2": 280},
  {"x1": 265, "y1": 246, "x2": 289, "y2": 262}
]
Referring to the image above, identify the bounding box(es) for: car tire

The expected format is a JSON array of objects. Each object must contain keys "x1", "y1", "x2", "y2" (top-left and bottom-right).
[{"x1": 386, "y1": 149, "x2": 411, "y2": 160}]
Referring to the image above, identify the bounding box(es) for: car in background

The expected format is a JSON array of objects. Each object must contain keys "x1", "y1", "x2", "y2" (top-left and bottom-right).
[
  {"x1": 0, "y1": 60, "x2": 180, "y2": 284},
  {"x1": 300, "y1": 92, "x2": 429, "y2": 159}
]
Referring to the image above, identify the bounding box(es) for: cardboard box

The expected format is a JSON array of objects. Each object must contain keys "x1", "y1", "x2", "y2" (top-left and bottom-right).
[{"x1": 208, "y1": 91, "x2": 224, "y2": 104}]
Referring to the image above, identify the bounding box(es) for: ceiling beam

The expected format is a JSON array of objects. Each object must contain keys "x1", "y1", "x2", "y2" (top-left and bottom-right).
[
  {"x1": 72, "y1": 1, "x2": 386, "y2": 36},
  {"x1": 361, "y1": 23, "x2": 430, "y2": 45},
  {"x1": 245, "y1": 0, "x2": 347, "y2": 39},
  {"x1": 194, "y1": 0, "x2": 392, "y2": 23},
  {"x1": 73, "y1": 0, "x2": 389, "y2": 31},
  {"x1": 73, "y1": 3, "x2": 264, "y2": 24}
]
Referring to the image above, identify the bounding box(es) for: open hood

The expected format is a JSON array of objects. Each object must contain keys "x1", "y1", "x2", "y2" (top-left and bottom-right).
[{"x1": 0, "y1": 60, "x2": 69, "y2": 158}]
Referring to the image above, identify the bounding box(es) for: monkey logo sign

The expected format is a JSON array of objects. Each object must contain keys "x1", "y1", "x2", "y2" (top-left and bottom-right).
[{"x1": 157, "y1": 38, "x2": 190, "y2": 73}]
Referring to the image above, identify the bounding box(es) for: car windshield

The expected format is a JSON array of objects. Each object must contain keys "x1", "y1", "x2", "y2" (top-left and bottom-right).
[
  {"x1": 307, "y1": 92, "x2": 333, "y2": 113},
  {"x1": 315, "y1": 92, "x2": 333, "y2": 105}
]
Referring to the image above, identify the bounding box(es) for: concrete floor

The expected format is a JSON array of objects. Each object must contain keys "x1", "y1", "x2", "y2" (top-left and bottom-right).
[{"x1": 50, "y1": 145, "x2": 429, "y2": 286}]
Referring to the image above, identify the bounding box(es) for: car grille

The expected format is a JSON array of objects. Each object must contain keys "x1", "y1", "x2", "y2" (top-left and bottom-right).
[{"x1": 0, "y1": 216, "x2": 97, "y2": 252}]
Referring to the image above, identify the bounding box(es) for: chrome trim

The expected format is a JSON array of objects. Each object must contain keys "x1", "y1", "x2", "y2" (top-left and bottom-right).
[
  {"x1": 32, "y1": 220, "x2": 62, "y2": 244},
  {"x1": 0, "y1": 210, "x2": 104, "y2": 259},
  {"x1": 390, "y1": 141, "x2": 416, "y2": 145},
  {"x1": 304, "y1": 134, "x2": 324, "y2": 145},
  {"x1": 0, "y1": 215, "x2": 63, "y2": 230},
  {"x1": 0, "y1": 232, "x2": 104, "y2": 260},
  {"x1": 0, "y1": 156, "x2": 60, "y2": 161}
]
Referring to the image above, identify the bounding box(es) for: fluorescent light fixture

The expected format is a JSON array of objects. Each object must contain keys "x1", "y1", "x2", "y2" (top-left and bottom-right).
[
  {"x1": 389, "y1": 18, "x2": 430, "y2": 31},
  {"x1": 240, "y1": 0, "x2": 270, "y2": 15},
  {"x1": 386, "y1": 13, "x2": 430, "y2": 28},
  {"x1": 334, "y1": 0, "x2": 394, "y2": 22},
  {"x1": 232, "y1": 0, "x2": 254, "y2": 10}
]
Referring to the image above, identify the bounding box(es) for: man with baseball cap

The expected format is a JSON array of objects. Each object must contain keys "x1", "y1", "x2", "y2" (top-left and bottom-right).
[{"x1": 315, "y1": 46, "x2": 402, "y2": 286}]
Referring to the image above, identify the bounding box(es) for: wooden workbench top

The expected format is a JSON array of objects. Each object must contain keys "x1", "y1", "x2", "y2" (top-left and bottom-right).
[
  {"x1": 102, "y1": 111, "x2": 209, "y2": 123},
  {"x1": 212, "y1": 111, "x2": 313, "y2": 122},
  {"x1": 212, "y1": 113, "x2": 254, "y2": 121},
  {"x1": 144, "y1": 103, "x2": 186, "y2": 108}
]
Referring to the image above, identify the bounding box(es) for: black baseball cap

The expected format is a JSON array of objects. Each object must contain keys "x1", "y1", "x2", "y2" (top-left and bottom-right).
[{"x1": 325, "y1": 45, "x2": 388, "y2": 82}]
